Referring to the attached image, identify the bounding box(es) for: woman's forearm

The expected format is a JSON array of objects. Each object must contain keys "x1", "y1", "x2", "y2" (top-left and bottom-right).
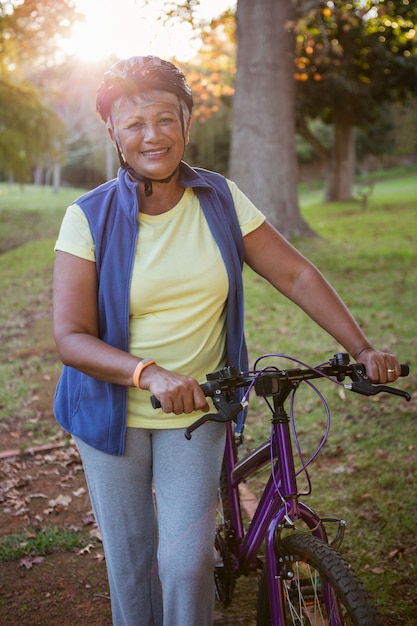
[
  {"x1": 55, "y1": 332, "x2": 140, "y2": 386},
  {"x1": 289, "y1": 265, "x2": 373, "y2": 359}
]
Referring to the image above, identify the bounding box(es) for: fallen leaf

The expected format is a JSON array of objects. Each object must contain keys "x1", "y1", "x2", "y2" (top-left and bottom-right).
[
  {"x1": 48, "y1": 494, "x2": 72, "y2": 508},
  {"x1": 27, "y1": 492, "x2": 48, "y2": 500},
  {"x1": 78, "y1": 543, "x2": 95, "y2": 555},
  {"x1": 388, "y1": 547, "x2": 405, "y2": 559},
  {"x1": 18, "y1": 556, "x2": 45, "y2": 569},
  {"x1": 43, "y1": 507, "x2": 54, "y2": 515},
  {"x1": 89, "y1": 527, "x2": 102, "y2": 541}
]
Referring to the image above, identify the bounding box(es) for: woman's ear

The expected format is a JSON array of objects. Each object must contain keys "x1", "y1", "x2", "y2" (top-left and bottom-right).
[{"x1": 107, "y1": 124, "x2": 125, "y2": 163}]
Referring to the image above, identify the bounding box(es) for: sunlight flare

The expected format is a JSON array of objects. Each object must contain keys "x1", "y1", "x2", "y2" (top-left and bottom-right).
[{"x1": 59, "y1": 0, "x2": 235, "y2": 62}]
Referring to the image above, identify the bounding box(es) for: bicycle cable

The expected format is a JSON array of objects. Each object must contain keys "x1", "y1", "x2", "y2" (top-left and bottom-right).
[{"x1": 251, "y1": 354, "x2": 339, "y2": 507}]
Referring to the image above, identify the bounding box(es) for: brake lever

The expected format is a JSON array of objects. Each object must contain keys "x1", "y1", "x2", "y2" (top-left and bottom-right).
[
  {"x1": 344, "y1": 364, "x2": 411, "y2": 401},
  {"x1": 184, "y1": 412, "x2": 227, "y2": 440},
  {"x1": 184, "y1": 399, "x2": 247, "y2": 440}
]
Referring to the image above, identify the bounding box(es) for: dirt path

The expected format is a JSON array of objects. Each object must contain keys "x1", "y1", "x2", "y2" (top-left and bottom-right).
[
  {"x1": 0, "y1": 435, "x2": 259, "y2": 625},
  {"x1": 0, "y1": 553, "x2": 258, "y2": 625}
]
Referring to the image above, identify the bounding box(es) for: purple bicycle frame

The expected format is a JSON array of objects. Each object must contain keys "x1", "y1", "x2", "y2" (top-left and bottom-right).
[{"x1": 222, "y1": 416, "x2": 346, "y2": 626}]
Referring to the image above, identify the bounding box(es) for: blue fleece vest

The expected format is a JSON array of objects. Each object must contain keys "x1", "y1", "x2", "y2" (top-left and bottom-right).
[{"x1": 54, "y1": 163, "x2": 248, "y2": 455}]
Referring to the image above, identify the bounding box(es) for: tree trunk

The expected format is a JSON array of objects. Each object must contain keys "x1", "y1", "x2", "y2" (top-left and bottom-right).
[
  {"x1": 229, "y1": 0, "x2": 314, "y2": 238},
  {"x1": 33, "y1": 165, "x2": 43, "y2": 186},
  {"x1": 325, "y1": 115, "x2": 355, "y2": 202},
  {"x1": 53, "y1": 163, "x2": 61, "y2": 194}
]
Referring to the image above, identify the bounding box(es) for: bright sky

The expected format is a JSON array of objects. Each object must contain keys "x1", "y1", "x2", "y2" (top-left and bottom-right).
[{"x1": 61, "y1": 0, "x2": 236, "y2": 62}]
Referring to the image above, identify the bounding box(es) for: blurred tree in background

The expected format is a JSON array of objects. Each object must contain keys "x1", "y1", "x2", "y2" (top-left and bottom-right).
[
  {"x1": 294, "y1": 0, "x2": 417, "y2": 201},
  {"x1": 40, "y1": 57, "x2": 115, "y2": 189},
  {"x1": 0, "y1": 0, "x2": 79, "y2": 184},
  {"x1": 0, "y1": 77, "x2": 66, "y2": 183}
]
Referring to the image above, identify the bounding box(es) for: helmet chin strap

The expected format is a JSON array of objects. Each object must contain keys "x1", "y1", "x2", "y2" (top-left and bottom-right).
[
  {"x1": 123, "y1": 163, "x2": 179, "y2": 196},
  {"x1": 115, "y1": 141, "x2": 180, "y2": 197}
]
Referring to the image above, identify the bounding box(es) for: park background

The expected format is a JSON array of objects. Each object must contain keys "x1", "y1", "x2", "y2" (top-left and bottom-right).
[{"x1": 0, "y1": 1, "x2": 416, "y2": 624}]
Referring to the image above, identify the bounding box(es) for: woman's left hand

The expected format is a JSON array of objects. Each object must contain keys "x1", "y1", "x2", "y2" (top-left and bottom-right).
[{"x1": 354, "y1": 347, "x2": 401, "y2": 383}]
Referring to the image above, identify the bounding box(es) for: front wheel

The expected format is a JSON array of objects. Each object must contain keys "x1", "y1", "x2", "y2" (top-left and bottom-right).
[{"x1": 257, "y1": 533, "x2": 382, "y2": 626}]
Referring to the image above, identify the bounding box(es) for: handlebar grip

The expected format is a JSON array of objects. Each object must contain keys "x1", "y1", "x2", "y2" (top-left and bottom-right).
[
  {"x1": 150, "y1": 382, "x2": 213, "y2": 410},
  {"x1": 150, "y1": 395, "x2": 161, "y2": 409},
  {"x1": 400, "y1": 364, "x2": 409, "y2": 377},
  {"x1": 358, "y1": 363, "x2": 410, "y2": 378}
]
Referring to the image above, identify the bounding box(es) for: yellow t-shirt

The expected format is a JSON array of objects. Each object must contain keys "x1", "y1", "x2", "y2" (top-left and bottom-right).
[{"x1": 55, "y1": 180, "x2": 265, "y2": 429}]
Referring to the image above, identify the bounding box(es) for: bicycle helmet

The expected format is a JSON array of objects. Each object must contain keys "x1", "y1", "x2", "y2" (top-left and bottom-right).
[
  {"x1": 96, "y1": 56, "x2": 193, "y2": 195},
  {"x1": 96, "y1": 55, "x2": 193, "y2": 123}
]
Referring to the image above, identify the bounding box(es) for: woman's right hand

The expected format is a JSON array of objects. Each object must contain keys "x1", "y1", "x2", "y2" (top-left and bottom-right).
[{"x1": 139, "y1": 364, "x2": 210, "y2": 415}]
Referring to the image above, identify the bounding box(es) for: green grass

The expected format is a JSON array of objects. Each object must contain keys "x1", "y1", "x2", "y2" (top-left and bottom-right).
[
  {"x1": 0, "y1": 183, "x2": 85, "y2": 253},
  {"x1": 0, "y1": 173, "x2": 416, "y2": 622},
  {"x1": 0, "y1": 526, "x2": 95, "y2": 561},
  {"x1": 242, "y1": 169, "x2": 417, "y2": 623},
  {"x1": 0, "y1": 183, "x2": 84, "y2": 440}
]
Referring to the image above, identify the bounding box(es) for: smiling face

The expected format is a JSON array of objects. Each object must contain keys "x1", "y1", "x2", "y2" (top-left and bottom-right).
[{"x1": 108, "y1": 90, "x2": 191, "y2": 182}]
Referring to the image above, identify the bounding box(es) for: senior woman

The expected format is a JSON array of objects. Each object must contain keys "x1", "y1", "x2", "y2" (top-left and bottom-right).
[{"x1": 53, "y1": 56, "x2": 400, "y2": 626}]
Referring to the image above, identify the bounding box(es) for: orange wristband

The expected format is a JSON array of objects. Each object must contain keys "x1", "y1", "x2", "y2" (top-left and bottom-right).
[{"x1": 132, "y1": 359, "x2": 156, "y2": 389}]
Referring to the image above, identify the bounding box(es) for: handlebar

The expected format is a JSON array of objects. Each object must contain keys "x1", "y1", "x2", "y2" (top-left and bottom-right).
[{"x1": 150, "y1": 353, "x2": 411, "y2": 437}]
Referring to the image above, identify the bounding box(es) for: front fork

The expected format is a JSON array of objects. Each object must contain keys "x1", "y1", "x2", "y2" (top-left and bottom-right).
[{"x1": 265, "y1": 506, "x2": 347, "y2": 625}]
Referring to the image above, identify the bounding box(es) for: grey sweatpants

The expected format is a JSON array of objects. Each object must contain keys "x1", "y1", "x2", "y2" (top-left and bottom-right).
[{"x1": 75, "y1": 422, "x2": 226, "y2": 626}]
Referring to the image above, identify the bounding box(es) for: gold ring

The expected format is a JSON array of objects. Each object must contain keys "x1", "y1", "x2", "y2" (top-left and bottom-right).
[{"x1": 387, "y1": 368, "x2": 395, "y2": 373}]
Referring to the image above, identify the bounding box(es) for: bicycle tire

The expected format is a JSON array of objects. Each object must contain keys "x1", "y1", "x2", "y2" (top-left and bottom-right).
[{"x1": 257, "y1": 533, "x2": 382, "y2": 626}]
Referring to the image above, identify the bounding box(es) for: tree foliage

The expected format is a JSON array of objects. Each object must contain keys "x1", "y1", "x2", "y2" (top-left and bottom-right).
[
  {"x1": 182, "y1": 10, "x2": 236, "y2": 123},
  {"x1": 296, "y1": 0, "x2": 417, "y2": 121},
  {"x1": 294, "y1": 0, "x2": 417, "y2": 199},
  {"x1": 0, "y1": 0, "x2": 79, "y2": 181},
  {"x1": 0, "y1": 0, "x2": 80, "y2": 71},
  {"x1": 0, "y1": 77, "x2": 66, "y2": 182}
]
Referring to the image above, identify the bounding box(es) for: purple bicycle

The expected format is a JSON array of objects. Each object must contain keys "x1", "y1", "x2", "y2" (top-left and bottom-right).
[{"x1": 180, "y1": 353, "x2": 410, "y2": 625}]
